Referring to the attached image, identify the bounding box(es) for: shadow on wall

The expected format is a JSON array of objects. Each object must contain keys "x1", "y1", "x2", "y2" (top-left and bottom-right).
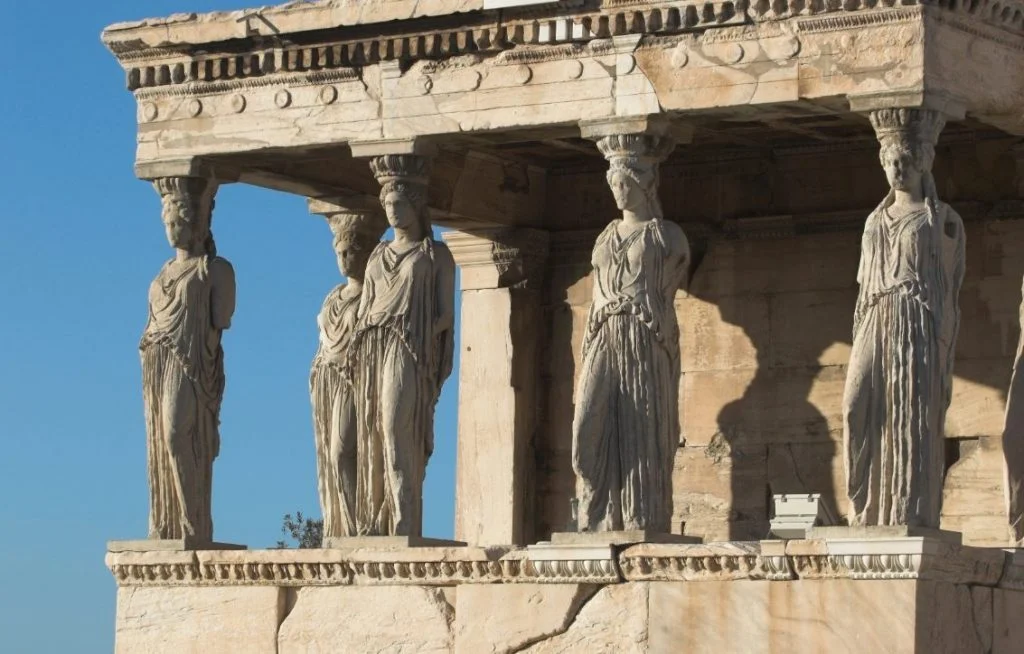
[
  {"x1": 708, "y1": 283, "x2": 846, "y2": 540},
  {"x1": 680, "y1": 231, "x2": 857, "y2": 540},
  {"x1": 681, "y1": 217, "x2": 1023, "y2": 543}
]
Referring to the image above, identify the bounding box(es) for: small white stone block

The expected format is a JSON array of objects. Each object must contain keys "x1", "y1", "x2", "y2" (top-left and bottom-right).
[{"x1": 769, "y1": 493, "x2": 835, "y2": 539}]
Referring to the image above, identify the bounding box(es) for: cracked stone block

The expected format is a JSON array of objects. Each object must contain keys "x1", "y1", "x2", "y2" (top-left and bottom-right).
[
  {"x1": 454, "y1": 584, "x2": 597, "y2": 654},
  {"x1": 517, "y1": 583, "x2": 649, "y2": 653}
]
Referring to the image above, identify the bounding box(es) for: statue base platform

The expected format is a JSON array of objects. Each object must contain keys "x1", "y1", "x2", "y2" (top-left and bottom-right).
[
  {"x1": 106, "y1": 537, "x2": 1023, "y2": 653},
  {"x1": 107, "y1": 538, "x2": 246, "y2": 552},
  {"x1": 549, "y1": 530, "x2": 702, "y2": 546},
  {"x1": 808, "y1": 525, "x2": 963, "y2": 544},
  {"x1": 322, "y1": 536, "x2": 467, "y2": 549}
]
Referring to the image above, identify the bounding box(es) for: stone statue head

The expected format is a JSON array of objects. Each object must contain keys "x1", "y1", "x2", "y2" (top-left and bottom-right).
[
  {"x1": 597, "y1": 134, "x2": 674, "y2": 221},
  {"x1": 870, "y1": 108, "x2": 945, "y2": 195},
  {"x1": 326, "y1": 212, "x2": 387, "y2": 281},
  {"x1": 371, "y1": 155, "x2": 431, "y2": 236},
  {"x1": 154, "y1": 176, "x2": 218, "y2": 256}
]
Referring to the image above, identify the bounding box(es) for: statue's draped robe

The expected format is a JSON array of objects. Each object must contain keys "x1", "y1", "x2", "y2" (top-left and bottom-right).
[
  {"x1": 310, "y1": 284, "x2": 360, "y2": 538},
  {"x1": 1003, "y1": 278, "x2": 1024, "y2": 545},
  {"x1": 349, "y1": 239, "x2": 453, "y2": 536},
  {"x1": 843, "y1": 197, "x2": 965, "y2": 527},
  {"x1": 573, "y1": 219, "x2": 686, "y2": 532},
  {"x1": 141, "y1": 256, "x2": 228, "y2": 541}
]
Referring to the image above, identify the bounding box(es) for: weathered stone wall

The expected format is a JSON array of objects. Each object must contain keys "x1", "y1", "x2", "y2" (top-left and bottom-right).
[
  {"x1": 106, "y1": 535, "x2": 1024, "y2": 652},
  {"x1": 111, "y1": 575, "x2": 1024, "y2": 653},
  {"x1": 537, "y1": 137, "x2": 1023, "y2": 545}
]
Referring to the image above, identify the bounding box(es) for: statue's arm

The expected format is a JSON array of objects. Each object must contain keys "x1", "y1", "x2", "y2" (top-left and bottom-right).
[
  {"x1": 433, "y1": 242, "x2": 457, "y2": 388},
  {"x1": 210, "y1": 258, "x2": 237, "y2": 331},
  {"x1": 664, "y1": 221, "x2": 691, "y2": 294},
  {"x1": 434, "y1": 243, "x2": 456, "y2": 337},
  {"x1": 852, "y1": 215, "x2": 875, "y2": 337},
  {"x1": 938, "y1": 205, "x2": 966, "y2": 376}
]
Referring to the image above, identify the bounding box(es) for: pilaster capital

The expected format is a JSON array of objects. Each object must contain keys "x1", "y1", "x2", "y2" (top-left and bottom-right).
[{"x1": 443, "y1": 228, "x2": 550, "y2": 290}]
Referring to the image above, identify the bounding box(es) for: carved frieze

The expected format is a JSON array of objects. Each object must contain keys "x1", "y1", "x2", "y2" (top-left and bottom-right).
[
  {"x1": 619, "y1": 543, "x2": 795, "y2": 581},
  {"x1": 107, "y1": 539, "x2": 1022, "y2": 588},
  {"x1": 106, "y1": 548, "x2": 622, "y2": 587}
]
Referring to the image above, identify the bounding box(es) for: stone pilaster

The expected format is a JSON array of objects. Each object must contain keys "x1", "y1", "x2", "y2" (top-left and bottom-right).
[{"x1": 444, "y1": 228, "x2": 550, "y2": 546}]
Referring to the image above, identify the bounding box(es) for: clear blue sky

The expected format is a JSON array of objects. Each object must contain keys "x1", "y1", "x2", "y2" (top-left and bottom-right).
[{"x1": 2, "y1": 3, "x2": 460, "y2": 652}]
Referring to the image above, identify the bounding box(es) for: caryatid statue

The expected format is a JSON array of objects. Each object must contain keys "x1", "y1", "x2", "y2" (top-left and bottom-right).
[
  {"x1": 1003, "y1": 143, "x2": 1024, "y2": 546},
  {"x1": 347, "y1": 154, "x2": 456, "y2": 537},
  {"x1": 843, "y1": 108, "x2": 965, "y2": 528},
  {"x1": 140, "y1": 176, "x2": 236, "y2": 542},
  {"x1": 1003, "y1": 284, "x2": 1024, "y2": 545},
  {"x1": 572, "y1": 133, "x2": 690, "y2": 533},
  {"x1": 310, "y1": 210, "x2": 386, "y2": 540}
]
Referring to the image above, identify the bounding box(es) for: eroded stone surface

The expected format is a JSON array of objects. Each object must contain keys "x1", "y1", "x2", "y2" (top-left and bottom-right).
[
  {"x1": 115, "y1": 586, "x2": 282, "y2": 654},
  {"x1": 649, "y1": 579, "x2": 988, "y2": 654}
]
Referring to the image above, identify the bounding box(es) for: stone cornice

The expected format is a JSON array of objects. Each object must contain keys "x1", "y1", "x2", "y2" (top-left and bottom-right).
[
  {"x1": 106, "y1": 1, "x2": 746, "y2": 92},
  {"x1": 105, "y1": 539, "x2": 1024, "y2": 588},
  {"x1": 101, "y1": 0, "x2": 1023, "y2": 96}
]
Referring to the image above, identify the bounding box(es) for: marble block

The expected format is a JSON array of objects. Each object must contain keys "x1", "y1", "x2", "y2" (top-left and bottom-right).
[
  {"x1": 115, "y1": 586, "x2": 282, "y2": 654},
  {"x1": 808, "y1": 525, "x2": 963, "y2": 545},
  {"x1": 550, "y1": 530, "x2": 701, "y2": 546},
  {"x1": 107, "y1": 538, "x2": 246, "y2": 552},
  {"x1": 322, "y1": 535, "x2": 467, "y2": 549}
]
